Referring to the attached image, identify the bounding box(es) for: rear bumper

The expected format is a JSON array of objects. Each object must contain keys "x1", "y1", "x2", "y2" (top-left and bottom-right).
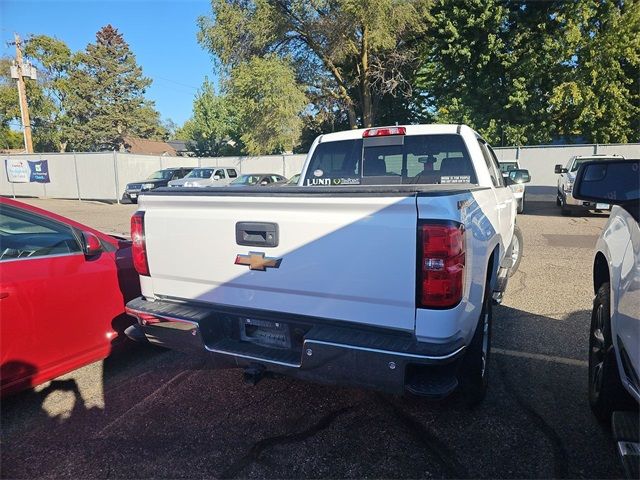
[
  {"x1": 125, "y1": 297, "x2": 466, "y2": 397},
  {"x1": 564, "y1": 191, "x2": 610, "y2": 210}
]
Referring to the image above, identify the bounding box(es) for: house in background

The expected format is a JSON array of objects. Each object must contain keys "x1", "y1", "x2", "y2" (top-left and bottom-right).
[{"x1": 122, "y1": 136, "x2": 193, "y2": 156}]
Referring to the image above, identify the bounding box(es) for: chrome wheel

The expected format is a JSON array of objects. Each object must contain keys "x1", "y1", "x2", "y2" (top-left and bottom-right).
[
  {"x1": 481, "y1": 311, "x2": 490, "y2": 378},
  {"x1": 511, "y1": 233, "x2": 520, "y2": 266}
]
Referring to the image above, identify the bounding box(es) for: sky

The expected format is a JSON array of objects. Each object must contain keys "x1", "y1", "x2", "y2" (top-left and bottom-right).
[{"x1": 1, "y1": 0, "x2": 216, "y2": 126}]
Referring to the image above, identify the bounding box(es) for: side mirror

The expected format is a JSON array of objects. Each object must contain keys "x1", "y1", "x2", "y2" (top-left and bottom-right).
[
  {"x1": 82, "y1": 231, "x2": 103, "y2": 256},
  {"x1": 573, "y1": 160, "x2": 639, "y2": 205},
  {"x1": 260, "y1": 180, "x2": 268, "y2": 185},
  {"x1": 554, "y1": 164, "x2": 567, "y2": 174},
  {"x1": 213, "y1": 175, "x2": 221, "y2": 181},
  {"x1": 508, "y1": 169, "x2": 531, "y2": 184}
]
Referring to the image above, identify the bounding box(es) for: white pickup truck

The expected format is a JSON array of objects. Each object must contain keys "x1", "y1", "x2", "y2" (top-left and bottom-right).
[{"x1": 125, "y1": 124, "x2": 530, "y2": 404}]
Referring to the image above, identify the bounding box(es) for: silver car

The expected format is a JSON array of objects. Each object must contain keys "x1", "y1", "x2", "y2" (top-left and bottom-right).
[{"x1": 168, "y1": 167, "x2": 238, "y2": 188}]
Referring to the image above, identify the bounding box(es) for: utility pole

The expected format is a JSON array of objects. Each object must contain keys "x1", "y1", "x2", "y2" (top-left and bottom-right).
[{"x1": 8, "y1": 33, "x2": 35, "y2": 153}]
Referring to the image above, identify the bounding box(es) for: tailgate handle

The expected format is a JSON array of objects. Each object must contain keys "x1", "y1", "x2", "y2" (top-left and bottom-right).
[{"x1": 236, "y1": 222, "x2": 279, "y2": 247}]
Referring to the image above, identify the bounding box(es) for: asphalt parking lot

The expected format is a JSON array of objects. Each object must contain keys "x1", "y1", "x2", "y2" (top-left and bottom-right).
[{"x1": 2, "y1": 196, "x2": 621, "y2": 479}]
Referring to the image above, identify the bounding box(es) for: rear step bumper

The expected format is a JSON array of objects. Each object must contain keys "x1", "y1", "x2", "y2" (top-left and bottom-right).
[{"x1": 125, "y1": 297, "x2": 466, "y2": 397}]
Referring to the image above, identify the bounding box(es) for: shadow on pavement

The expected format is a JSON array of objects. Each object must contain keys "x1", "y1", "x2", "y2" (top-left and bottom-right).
[{"x1": 1, "y1": 305, "x2": 625, "y2": 479}]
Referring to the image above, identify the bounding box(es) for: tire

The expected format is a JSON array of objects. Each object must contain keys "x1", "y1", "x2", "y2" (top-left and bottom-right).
[
  {"x1": 556, "y1": 193, "x2": 561, "y2": 207},
  {"x1": 459, "y1": 282, "x2": 492, "y2": 406},
  {"x1": 588, "y1": 283, "x2": 633, "y2": 422},
  {"x1": 508, "y1": 224, "x2": 523, "y2": 277},
  {"x1": 560, "y1": 195, "x2": 571, "y2": 216},
  {"x1": 517, "y1": 195, "x2": 525, "y2": 214}
]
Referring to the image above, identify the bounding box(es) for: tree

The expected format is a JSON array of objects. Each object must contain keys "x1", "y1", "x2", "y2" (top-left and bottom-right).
[
  {"x1": 177, "y1": 78, "x2": 239, "y2": 156},
  {"x1": 227, "y1": 56, "x2": 307, "y2": 154},
  {"x1": 549, "y1": 0, "x2": 640, "y2": 143},
  {"x1": 64, "y1": 25, "x2": 165, "y2": 151},
  {"x1": 0, "y1": 55, "x2": 62, "y2": 152},
  {"x1": 23, "y1": 35, "x2": 74, "y2": 151},
  {"x1": 418, "y1": 0, "x2": 639, "y2": 145},
  {"x1": 197, "y1": 0, "x2": 431, "y2": 128}
]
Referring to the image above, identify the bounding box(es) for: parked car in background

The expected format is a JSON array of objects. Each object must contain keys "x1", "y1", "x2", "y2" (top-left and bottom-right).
[
  {"x1": 123, "y1": 167, "x2": 193, "y2": 203},
  {"x1": 228, "y1": 173, "x2": 287, "y2": 187},
  {"x1": 168, "y1": 167, "x2": 238, "y2": 188},
  {"x1": 555, "y1": 154, "x2": 624, "y2": 215},
  {"x1": 573, "y1": 159, "x2": 639, "y2": 479},
  {"x1": 286, "y1": 173, "x2": 301, "y2": 185},
  {"x1": 0, "y1": 198, "x2": 141, "y2": 397},
  {"x1": 499, "y1": 161, "x2": 527, "y2": 213}
]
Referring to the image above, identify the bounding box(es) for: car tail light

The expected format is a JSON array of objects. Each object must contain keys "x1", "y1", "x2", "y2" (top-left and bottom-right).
[
  {"x1": 418, "y1": 222, "x2": 465, "y2": 308},
  {"x1": 362, "y1": 126, "x2": 406, "y2": 137},
  {"x1": 131, "y1": 211, "x2": 149, "y2": 276}
]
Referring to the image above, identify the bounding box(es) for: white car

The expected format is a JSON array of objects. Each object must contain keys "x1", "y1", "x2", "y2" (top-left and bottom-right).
[
  {"x1": 555, "y1": 154, "x2": 624, "y2": 215},
  {"x1": 573, "y1": 159, "x2": 639, "y2": 478},
  {"x1": 168, "y1": 167, "x2": 238, "y2": 187},
  {"x1": 499, "y1": 161, "x2": 527, "y2": 213},
  {"x1": 125, "y1": 124, "x2": 529, "y2": 405}
]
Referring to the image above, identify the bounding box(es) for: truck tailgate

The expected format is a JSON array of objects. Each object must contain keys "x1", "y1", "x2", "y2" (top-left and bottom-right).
[{"x1": 141, "y1": 194, "x2": 418, "y2": 332}]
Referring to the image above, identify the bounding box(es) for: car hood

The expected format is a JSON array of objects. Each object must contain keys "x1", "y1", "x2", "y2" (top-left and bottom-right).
[
  {"x1": 168, "y1": 178, "x2": 189, "y2": 187},
  {"x1": 128, "y1": 179, "x2": 164, "y2": 187},
  {"x1": 184, "y1": 179, "x2": 213, "y2": 187}
]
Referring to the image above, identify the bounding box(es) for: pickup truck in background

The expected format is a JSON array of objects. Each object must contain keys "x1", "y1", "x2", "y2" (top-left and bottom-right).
[
  {"x1": 168, "y1": 167, "x2": 239, "y2": 188},
  {"x1": 555, "y1": 154, "x2": 624, "y2": 215},
  {"x1": 125, "y1": 124, "x2": 530, "y2": 404}
]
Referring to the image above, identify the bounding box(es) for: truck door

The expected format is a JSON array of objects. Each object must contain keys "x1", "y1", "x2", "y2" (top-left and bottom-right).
[{"x1": 478, "y1": 140, "x2": 514, "y2": 246}]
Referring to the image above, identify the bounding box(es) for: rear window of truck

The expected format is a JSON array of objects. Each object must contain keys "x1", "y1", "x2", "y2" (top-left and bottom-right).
[{"x1": 304, "y1": 134, "x2": 477, "y2": 186}]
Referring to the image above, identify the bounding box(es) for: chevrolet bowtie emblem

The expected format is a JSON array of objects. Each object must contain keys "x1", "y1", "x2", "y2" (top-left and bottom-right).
[{"x1": 234, "y1": 252, "x2": 282, "y2": 271}]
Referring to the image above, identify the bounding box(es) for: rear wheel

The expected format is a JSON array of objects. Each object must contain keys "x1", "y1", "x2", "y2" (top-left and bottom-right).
[
  {"x1": 588, "y1": 283, "x2": 634, "y2": 422},
  {"x1": 459, "y1": 284, "x2": 492, "y2": 406}
]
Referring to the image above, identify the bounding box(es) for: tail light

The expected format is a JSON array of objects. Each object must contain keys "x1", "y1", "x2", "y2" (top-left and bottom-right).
[
  {"x1": 362, "y1": 126, "x2": 406, "y2": 137},
  {"x1": 131, "y1": 211, "x2": 149, "y2": 276},
  {"x1": 417, "y1": 222, "x2": 465, "y2": 308}
]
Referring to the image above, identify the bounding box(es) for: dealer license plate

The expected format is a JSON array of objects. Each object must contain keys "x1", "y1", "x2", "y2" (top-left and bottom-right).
[
  {"x1": 130, "y1": 193, "x2": 137, "y2": 199},
  {"x1": 596, "y1": 203, "x2": 609, "y2": 210}
]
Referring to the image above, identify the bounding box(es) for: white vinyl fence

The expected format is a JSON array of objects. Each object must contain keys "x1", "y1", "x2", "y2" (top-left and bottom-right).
[
  {"x1": 1, "y1": 152, "x2": 307, "y2": 202},
  {"x1": 1, "y1": 143, "x2": 638, "y2": 202}
]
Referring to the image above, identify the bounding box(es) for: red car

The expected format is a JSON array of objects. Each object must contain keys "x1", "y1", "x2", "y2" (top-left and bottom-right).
[{"x1": 0, "y1": 198, "x2": 140, "y2": 397}]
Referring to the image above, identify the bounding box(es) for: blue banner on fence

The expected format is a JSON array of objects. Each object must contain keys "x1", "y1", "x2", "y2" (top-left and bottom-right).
[
  {"x1": 5, "y1": 159, "x2": 51, "y2": 183},
  {"x1": 28, "y1": 160, "x2": 50, "y2": 183}
]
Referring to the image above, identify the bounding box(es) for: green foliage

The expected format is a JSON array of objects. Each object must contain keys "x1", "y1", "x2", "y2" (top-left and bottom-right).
[
  {"x1": 198, "y1": 0, "x2": 431, "y2": 128},
  {"x1": 418, "y1": 0, "x2": 639, "y2": 145},
  {"x1": 177, "y1": 79, "x2": 240, "y2": 156},
  {"x1": 549, "y1": 0, "x2": 640, "y2": 143},
  {"x1": 227, "y1": 56, "x2": 307, "y2": 154},
  {"x1": 63, "y1": 25, "x2": 165, "y2": 151}
]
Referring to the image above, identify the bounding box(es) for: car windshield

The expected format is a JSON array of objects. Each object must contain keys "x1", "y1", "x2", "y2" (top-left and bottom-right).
[
  {"x1": 499, "y1": 162, "x2": 518, "y2": 173},
  {"x1": 146, "y1": 170, "x2": 174, "y2": 180},
  {"x1": 230, "y1": 175, "x2": 261, "y2": 185},
  {"x1": 571, "y1": 157, "x2": 619, "y2": 172},
  {"x1": 287, "y1": 174, "x2": 301, "y2": 185},
  {"x1": 303, "y1": 134, "x2": 476, "y2": 186},
  {"x1": 186, "y1": 168, "x2": 214, "y2": 179}
]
